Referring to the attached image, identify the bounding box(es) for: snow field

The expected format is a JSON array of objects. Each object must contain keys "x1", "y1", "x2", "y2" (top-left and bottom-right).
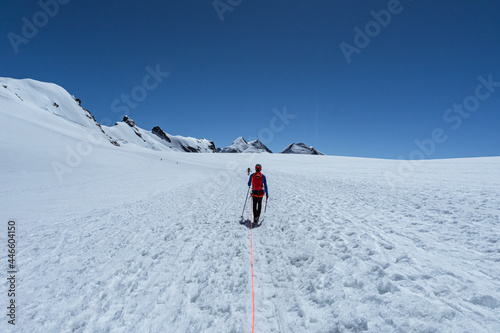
[
  {"x1": 255, "y1": 169, "x2": 500, "y2": 332},
  {"x1": 0, "y1": 126, "x2": 499, "y2": 332}
]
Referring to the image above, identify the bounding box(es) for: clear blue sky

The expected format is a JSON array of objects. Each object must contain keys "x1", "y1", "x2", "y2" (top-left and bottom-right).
[{"x1": 1, "y1": 0, "x2": 499, "y2": 158}]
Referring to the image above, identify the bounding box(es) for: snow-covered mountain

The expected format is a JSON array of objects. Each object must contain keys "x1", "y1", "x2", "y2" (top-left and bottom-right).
[
  {"x1": 280, "y1": 142, "x2": 324, "y2": 155},
  {"x1": 105, "y1": 116, "x2": 216, "y2": 153},
  {"x1": 220, "y1": 137, "x2": 272, "y2": 153},
  {"x1": 0, "y1": 77, "x2": 215, "y2": 153},
  {"x1": 0, "y1": 77, "x2": 327, "y2": 156},
  {"x1": 151, "y1": 125, "x2": 216, "y2": 153},
  {"x1": 0, "y1": 77, "x2": 119, "y2": 147}
]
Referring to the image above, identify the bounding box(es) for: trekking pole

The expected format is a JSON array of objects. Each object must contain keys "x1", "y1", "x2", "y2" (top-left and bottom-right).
[
  {"x1": 264, "y1": 196, "x2": 268, "y2": 213},
  {"x1": 241, "y1": 187, "x2": 250, "y2": 218}
]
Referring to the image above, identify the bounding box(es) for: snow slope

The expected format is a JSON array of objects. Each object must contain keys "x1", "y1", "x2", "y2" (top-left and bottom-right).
[
  {"x1": 1, "y1": 78, "x2": 500, "y2": 332},
  {"x1": 0, "y1": 77, "x2": 116, "y2": 147}
]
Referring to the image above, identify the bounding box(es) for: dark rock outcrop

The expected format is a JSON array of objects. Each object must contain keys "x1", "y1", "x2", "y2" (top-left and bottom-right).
[{"x1": 152, "y1": 126, "x2": 172, "y2": 143}]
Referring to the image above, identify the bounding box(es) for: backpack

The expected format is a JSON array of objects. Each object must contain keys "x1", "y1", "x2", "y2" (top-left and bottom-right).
[{"x1": 251, "y1": 172, "x2": 265, "y2": 197}]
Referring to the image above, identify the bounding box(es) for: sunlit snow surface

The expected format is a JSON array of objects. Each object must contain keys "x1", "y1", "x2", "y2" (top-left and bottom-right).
[{"x1": 1, "y1": 78, "x2": 499, "y2": 332}]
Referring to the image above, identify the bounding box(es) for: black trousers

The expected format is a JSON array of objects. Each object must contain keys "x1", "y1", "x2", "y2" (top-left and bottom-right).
[{"x1": 252, "y1": 196, "x2": 263, "y2": 221}]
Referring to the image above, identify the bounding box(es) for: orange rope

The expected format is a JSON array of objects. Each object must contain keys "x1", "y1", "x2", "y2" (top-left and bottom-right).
[{"x1": 250, "y1": 197, "x2": 255, "y2": 333}]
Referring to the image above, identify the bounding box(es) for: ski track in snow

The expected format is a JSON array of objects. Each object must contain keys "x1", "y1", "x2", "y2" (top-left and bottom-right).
[{"x1": 2, "y1": 161, "x2": 500, "y2": 332}]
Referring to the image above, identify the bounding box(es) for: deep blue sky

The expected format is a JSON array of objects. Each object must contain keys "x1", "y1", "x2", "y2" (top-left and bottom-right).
[{"x1": 1, "y1": 0, "x2": 499, "y2": 158}]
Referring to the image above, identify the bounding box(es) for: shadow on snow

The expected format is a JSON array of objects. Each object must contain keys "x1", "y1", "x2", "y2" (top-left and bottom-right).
[{"x1": 239, "y1": 218, "x2": 262, "y2": 229}]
